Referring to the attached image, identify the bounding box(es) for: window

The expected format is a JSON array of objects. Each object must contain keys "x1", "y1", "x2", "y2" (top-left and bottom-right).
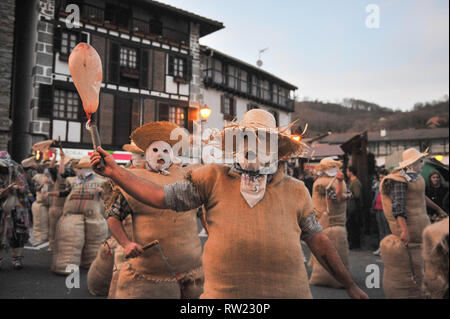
[
  {"x1": 227, "y1": 65, "x2": 237, "y2": 89},
  {"x1": 169, "y1": 56, "x2": 187, "y2": 78},
  {"x1": 239, "y1": 69, "x2": 247, "y2": 93},
  {"x1": 221, "y1": 94, "x2": 235, "y2": 120},
  {"x1": 213, "y1": 59, "x2": 223, "y2": 84},
  {"x1": 105, "y1": 4, "x2": 129, "y2": 29},
  {"x1": 272, "y1": 84, "x2": 279, "y2": 104},
  {"x1": 53, "y1": 90, "x2": 79, "y2": 120},
  {"x1": 169, "y1": 106, "x2": 186, "y2": 127},
  {"x1": 51, "y1": 89, "x2": 82, "y2": 143},
  {"x1": 262, "y1": 80, "x2": 270, "y2": 100},
  {"x1": 120, "y1": 47, "x2": 137, "y2": 69},
  {"x1": 61, "y1": 32, "x2": 78, "y2": 55}
]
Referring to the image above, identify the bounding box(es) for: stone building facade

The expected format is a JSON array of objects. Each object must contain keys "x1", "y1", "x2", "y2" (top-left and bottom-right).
[{"x1": 0, "y1": 0, "x2": 15, "y2": 150}]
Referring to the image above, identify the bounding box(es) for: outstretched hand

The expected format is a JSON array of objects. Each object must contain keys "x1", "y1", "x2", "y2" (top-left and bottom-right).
[
  {"x1": 346, "y1": 283, "x2": 369, "y2": 299},
  {"x1": 90, "y1": 146, "x2": 118, "y2": 177}
]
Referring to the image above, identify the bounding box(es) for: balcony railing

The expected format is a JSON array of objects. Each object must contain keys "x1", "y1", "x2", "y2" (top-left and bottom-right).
[
  {"x1": 203, "y1": 68, "x2": 295, "y2": 111},
  {"x1": 57, "y1": 3, "x2": 189, "y2": 48}
]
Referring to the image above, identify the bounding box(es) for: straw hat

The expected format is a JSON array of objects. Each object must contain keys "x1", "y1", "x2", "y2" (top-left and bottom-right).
[
  {"x1": 221, "y1": 109, "x2": 307, "y2": 159},
  {"x1": 315, "y1": 157, "x2": 342, "y2": 172},
  {"x1": 76, "y1": 156, "x2": 92, "y2": 169},
  {"x1": 21, "y1": 156, "x2": 38, "y2": 169},
  {"x1": 122, "y1": 141, "x2": 144, "y2": 154},
  {"x1": 130, "y1": 121, "x2": 188, "y2": 152},
  {"x1": 32, "y1": 140, "x2": 55, "y2": 152},
  {"x1": 397, "y1": 148, "x2": 428, "y2": 170}
]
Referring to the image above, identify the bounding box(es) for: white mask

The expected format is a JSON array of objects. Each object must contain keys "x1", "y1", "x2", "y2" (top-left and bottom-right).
[
  {"x1": 77, "y1": 168, "x2": 93, "y2": 179},
  {"x1": 145, "y1": 141, "x2": 173, "y2": 173},
  {"x1": 131, "y1": 152, "x2": 145, "y2": 168},
  {"x1": 409, "y1": 159, "x2": 425, "y2": 174},
  {"x1": 324, "y1": 167, "x2": 338, "y2": 177},
  {"x1": 235, "y1": 131, "x2": 278, "y2": 175}
]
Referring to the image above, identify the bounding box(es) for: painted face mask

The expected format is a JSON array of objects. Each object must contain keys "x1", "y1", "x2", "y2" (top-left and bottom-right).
[
  {"x1": 233, "y1": 131, "x2": 278, "y2": 208},
  {"x1": 145, "y1": 141, "x2": 173, "y2": 174},
  {"x1": 131, "y1": 152, "x2": 145, "y2": 168},
  {"x1": 324, "y1": 167, "x2": 338, "y2": 177},
  {"x1": 235, "y1": 131, "x2": 278, "y2": 175},
  {"x1": 410, "y1": 159, "x2": 425, "y2": 174}
]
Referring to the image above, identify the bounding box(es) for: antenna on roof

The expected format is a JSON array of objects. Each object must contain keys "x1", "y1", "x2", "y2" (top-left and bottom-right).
[{"x1": 256, "y1": 48, "x2": 269, "y2": 68}]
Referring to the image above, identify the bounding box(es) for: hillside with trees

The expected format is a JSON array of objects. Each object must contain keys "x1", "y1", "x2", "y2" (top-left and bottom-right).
[{"x1": 291, "y1": 97, "x2": 449, "y2": 137}]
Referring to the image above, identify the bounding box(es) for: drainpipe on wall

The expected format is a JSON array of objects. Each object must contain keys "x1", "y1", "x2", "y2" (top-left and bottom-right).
[{"x1": 10, "y1": 0, "x2": 39, "y2": 162}]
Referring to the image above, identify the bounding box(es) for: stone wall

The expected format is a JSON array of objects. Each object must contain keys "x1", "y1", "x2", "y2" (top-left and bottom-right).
[
  {"x1": 189, "y1": 22, "x2": 203, "y2": 107},
  {"x1": 0, "y1": 0, "x2": 15, "y2": 151},
  {"x1": 31, "y1": 0, "x2": 55, "y2": 143}
]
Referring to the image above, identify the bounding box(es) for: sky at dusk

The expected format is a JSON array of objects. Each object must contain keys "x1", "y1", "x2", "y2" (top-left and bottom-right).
[{"x1": 161, "y1": 0, "x2": 449, "y2": 111}]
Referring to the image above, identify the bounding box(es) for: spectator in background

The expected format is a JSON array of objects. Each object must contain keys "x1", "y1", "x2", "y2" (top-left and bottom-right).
[
  {"x1": 425, "y1": 171, "x2": 449, "y2": 223},
  {"x1": 371, "y1": 169, "x2": 391, "y2": 256},
  {"x1": 346, "y1": 166, "x2": 363, "y2": 249}
]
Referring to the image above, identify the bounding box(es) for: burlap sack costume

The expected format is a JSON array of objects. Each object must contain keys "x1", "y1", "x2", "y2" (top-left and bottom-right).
[
  {"x1": 31, "y1": 173, "x2": 51, "y2": 244},
  {"x1": 48, "y1": 171, "x2": 69, "y2": 251},
  {"x1": 113, "y1": 164, "x2": 204, "y2": 299},
  {"x1": 189, "y1": 163, "x2": 313, "y2": 298},
  {"x1": 309, "y1": 170, "x2": 349, "y2": 288},
  {"x1": 380, "y1": 153, "x2": 431, "y2": 298},
  {"x1": 52, "y1": 158, "x2": 108, "y2": 275},
  {"x1": 421, "y1": 217, "x2": 449, "y2": 299},
  {"x1": 87, "y1": 237, "x2": 118, "y2": 296}
]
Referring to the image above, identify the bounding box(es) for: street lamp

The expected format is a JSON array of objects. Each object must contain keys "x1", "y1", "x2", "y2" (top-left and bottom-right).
[
  {"x1": 200, "y1": 105, "x2": 212, "y2": 121},
  {"x1": 292, "y1": 135, "x2": 302, "y2": 142}
]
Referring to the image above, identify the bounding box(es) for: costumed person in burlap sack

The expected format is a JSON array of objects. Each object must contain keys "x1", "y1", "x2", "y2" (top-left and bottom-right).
[
  {"x1": 50, "y1": 156, "x2": 108, "y2": 275},
  {"x1": 309, "y1": 157, "x2": 352, "y2": 288},
  {"x1": 91, "y1": 110, "x2": 368, "y2": 299},
  {"x1": 104, "y1": 122, "x2": 204, "y2": 299},
  {"x1": 379, "y1": 148, "x2": 447, "y2": 299},
  {"x1": 44, "y1": 151, "x2": 75, "y2": 251},
  {"x1": 87, "y1": 145, "x2": 139, "y2": 297},
  {"x1": 0, "y1": 152, "x2": 31, "y2": 270},
  {"x1": 421, "y1": 217, "x2": 448, "y2": 299},
  {"x1": 30, "y1": 159, "x2": 54, "y2": 245}
]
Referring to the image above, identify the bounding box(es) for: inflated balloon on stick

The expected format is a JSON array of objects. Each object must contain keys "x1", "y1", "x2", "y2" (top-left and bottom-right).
[{"x1": 69, "y1": 42, "x2": 105, "y2": 170}]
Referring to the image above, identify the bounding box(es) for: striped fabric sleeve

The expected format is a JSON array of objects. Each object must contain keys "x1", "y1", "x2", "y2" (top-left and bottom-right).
[
  {"x1": 164, "y1": 181, "x2": 204, "y2": 212},
  {"x1": 299, "y1": 212, "x2": 323, "y2": 241}
]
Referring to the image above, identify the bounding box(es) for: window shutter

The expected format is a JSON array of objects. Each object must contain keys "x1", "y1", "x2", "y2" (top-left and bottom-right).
[
  {"x1": 220, "y1": 95, "x2": 225, "y2": 114},
  {"x1": 159, "y1": 103, "x2": 169, "y2": 121},
  {"x1": 185, "y1": 57, "x2": 191, "y2": 81},
  {"x1": 79, "y1": 32, "x2": 88, "y2": 43},
  {"x1": 109, "y1": 41, "x2": 120, "y2": 83},
  {"x1": 140, "y1": 49, "x2": 149, "y2": 88},
  {"x1": 231, "y1": 98, "x2": 236, "y2": 117},
  {"x1": 54, "y1": 26, "x2": 62, "y2": 52},
  {"x1": 168, "y1": 55, "x2": 174, "y2": 76},
  {"x1": 38, "y1": 84, "x2": 54, "y2": 118}
]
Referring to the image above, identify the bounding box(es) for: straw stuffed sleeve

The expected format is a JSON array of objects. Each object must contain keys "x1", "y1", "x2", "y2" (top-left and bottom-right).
[{"x1": 188, "y1": 164, "x2": 223, "y2": 207}]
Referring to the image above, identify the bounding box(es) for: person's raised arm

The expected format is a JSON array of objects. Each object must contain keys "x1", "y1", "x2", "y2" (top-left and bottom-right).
[{"x1": 90, "y1": 146, "x2": 166, "y2": 209}]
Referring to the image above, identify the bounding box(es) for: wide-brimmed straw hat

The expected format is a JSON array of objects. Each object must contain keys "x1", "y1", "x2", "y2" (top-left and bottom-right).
[
  {"x1": 76, "y1": 156, "x2": 92, "y2": 169},
  {"x1": 221, "y1": 109, "x2": 307, "y2": 160},
  {"x1": 122, "y1": 141, "x2": 144, "y2": 154},
  {"x1": 397, "y1": 148, "x2": 428, "y2": 170},
  {"x1": 130, "y1": 121, "x2": 188, "y2": 152},
  {"x1": 315, "y1": 157, "x2": 342, "y2": 172},
  {"x1": 32, "y1": 140, "x2": 55, "y2": 152},
  {"x1": 21, "y1": 156, "x2": 38, "y2": 169}
]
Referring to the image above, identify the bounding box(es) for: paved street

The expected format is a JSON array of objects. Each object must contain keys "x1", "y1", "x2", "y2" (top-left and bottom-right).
[{"x1": 0, "y1": 230, "x2": 385, "y2": 299}]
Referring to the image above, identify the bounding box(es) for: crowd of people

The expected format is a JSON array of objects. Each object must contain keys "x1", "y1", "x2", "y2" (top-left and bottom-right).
[{"x1": 0, "y1": 109, "x2": 448, "y2": 299}]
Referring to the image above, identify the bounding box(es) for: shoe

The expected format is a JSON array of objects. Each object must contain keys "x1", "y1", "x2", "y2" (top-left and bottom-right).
[
  {"x1": 373, "y1": 248, "x2": 380, "y2": 256},
  {"x1": 12, "y1": 256, "x2": 23, "y2": 270}
]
